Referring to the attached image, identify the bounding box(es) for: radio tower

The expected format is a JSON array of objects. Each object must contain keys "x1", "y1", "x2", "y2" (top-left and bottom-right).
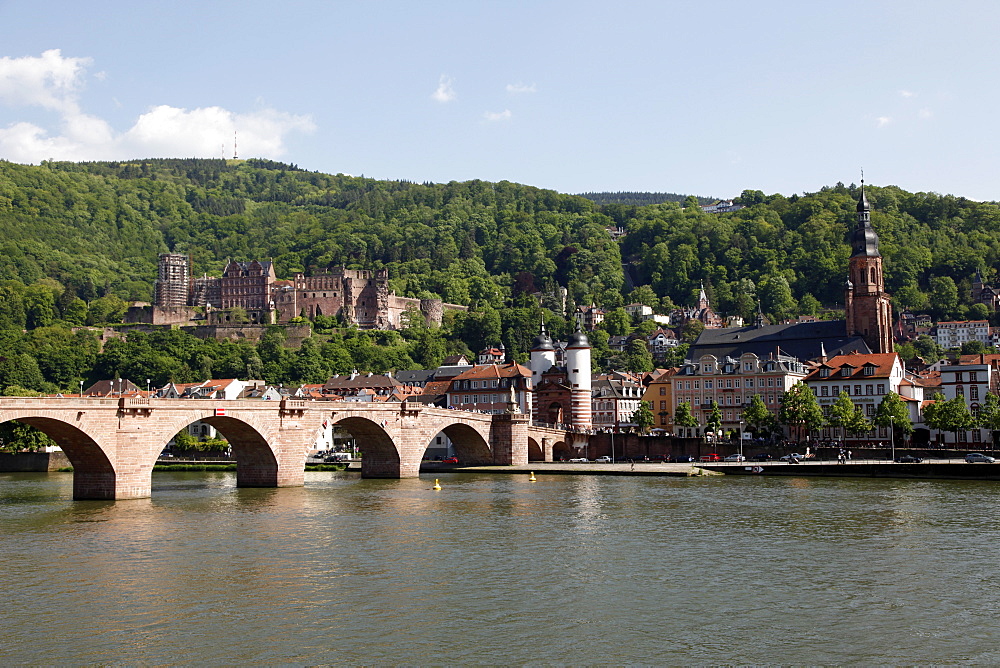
[{"x1": 233, "y1": 131, "x2": 238, "y2": 160}]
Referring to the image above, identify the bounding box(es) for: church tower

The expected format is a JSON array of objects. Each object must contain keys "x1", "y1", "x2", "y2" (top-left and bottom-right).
[{"x1": 845, "y1": 182, "x2": 893, "y2": 353}]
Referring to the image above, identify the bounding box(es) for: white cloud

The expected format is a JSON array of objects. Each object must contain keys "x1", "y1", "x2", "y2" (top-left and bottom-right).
[
  {"x1": 900, "y1": 89, "x2": 915, "y2": 98},
  {"x1": 0, "y1": 50, "x2": 314, "y2": 163},
  {"x1": 876, "y1": 116, "x2": 892, "y2": 128},
  {"x1": 484, "y1": 109, "x2": 512, "y2": 122},
  {"x1": 506, "y1": 82, "x2": 536, "y2": 94},
  {"x1": 0, "y1": 49, "x2": 90, "y2": 114},
  {"x1": 918, "y1": 108, "x2": 933, "y2": 119},
  {"x1": 431, "y1": 75, "x2": 456, "y2": 103}
]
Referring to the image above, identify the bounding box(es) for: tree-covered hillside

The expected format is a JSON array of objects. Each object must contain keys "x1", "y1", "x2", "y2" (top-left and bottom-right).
[
  {"x1": 0, "y1": 158, "x2": 623, "y2": 309},
  {"x1": 619, "y1": 186, "x2": 1000, "y2": 324}
]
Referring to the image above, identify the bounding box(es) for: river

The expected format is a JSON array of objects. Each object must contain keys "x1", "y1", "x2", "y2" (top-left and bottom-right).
[{"x1": 2, "y1": 470, "x2": 999, "y2": 664}]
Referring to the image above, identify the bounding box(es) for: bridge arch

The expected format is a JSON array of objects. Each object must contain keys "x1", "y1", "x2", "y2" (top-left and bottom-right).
[
  {"x1": 156, "y1": 412, "x2": 283, "y2": 488},
  {"x1": 552, "y1": 440, "x2": 572, "y2": 461},
  {"x1": 527, "y1": 436, "x2": 543, "y2": 462},
  {"x1": 436, "y1": 421, "x2": 492, "y2": 465},
  {"x1": 330, "y1": 415, "x2": 398, "y2": 478},
  {"x1": 2, "y1": 416, "x2": 116, "y2": 500}
]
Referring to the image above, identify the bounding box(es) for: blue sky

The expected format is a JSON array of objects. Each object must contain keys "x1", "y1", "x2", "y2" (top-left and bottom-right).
[{"x1": 1, "y1": 0, "x2": 998, "y2": 201}]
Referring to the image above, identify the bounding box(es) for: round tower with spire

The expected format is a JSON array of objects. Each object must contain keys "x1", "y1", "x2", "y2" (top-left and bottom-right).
[
  {"x1": 845, "y1": 179, "x2": 893, "y2": 353},
  {"x1": 529, "y1": 319, "x2": 556, "y2": 389},
  {"x1": 565, "y1": 323, "x2": 593, "y2": 429}
]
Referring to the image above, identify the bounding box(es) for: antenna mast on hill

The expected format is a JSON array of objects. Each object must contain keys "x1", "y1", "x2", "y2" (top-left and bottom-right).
[{"x1": 233, "y1": 131, "x2": 238, "y2": 160}]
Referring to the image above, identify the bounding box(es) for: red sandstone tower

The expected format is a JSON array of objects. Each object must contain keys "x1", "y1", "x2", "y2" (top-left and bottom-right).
[{"x1": 845, "y1": 182, "x2": 894, "y2": 353}]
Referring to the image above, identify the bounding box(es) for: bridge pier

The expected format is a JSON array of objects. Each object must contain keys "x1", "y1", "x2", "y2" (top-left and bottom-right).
[{"x1": 489, "y1": 413, "x2": 530, "y2": 466}]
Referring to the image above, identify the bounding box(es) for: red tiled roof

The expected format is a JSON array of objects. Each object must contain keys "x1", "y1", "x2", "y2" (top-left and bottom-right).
[{"x1": 804, "y1": 352, "x2": 899, "y2": 381}]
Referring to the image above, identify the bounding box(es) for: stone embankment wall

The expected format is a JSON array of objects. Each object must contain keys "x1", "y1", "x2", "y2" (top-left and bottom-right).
[{"x1": 0, "y1": 451, "x2": 72, "y2": 472}]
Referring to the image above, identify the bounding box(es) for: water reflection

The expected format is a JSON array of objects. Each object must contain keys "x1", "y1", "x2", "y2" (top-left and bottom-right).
[{"x1": 3, "y1": 471, "x2": 1000, "y2": 664}]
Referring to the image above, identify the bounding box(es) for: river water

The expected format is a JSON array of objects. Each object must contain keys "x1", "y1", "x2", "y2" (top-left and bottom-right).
[{"x1": 2, "y1": 470, "x2": 999, "y2": 665}]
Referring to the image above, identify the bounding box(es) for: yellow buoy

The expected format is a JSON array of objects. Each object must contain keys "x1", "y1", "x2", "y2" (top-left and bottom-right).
[
  {"x1": 433, "y1": 478, "x2": 442, "y2": 490},
  {"x1": 529, "y1": 472, "x2": 537, "y2": 482}
]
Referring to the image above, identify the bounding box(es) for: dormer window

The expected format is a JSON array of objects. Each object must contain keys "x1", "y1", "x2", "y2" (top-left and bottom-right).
[
  {"x1": 863, "y1": 365, "x2": 875, "y2": 376},
  {"x1": 820, "y1": 368, "x2": 830, "y2": 378},
  {"x1": 841, "y1": 367, "x2": 852, "y2": 377}
]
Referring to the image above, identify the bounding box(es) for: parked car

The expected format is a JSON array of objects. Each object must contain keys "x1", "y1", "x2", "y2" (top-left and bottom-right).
[
  {"x1": 441, "y1": 456, "x2": 459, "y2": 464},
  {"x1": 780, "y1": 453, "x2": 806, "y2": 462},
  {"x1": 724, "y1": 453, "x2": 746, "y2": 462},
  {"x1": 965, "y1": 453, "x2": 996, "y2": 463},
  {"x1": 595, "y1": 456, "x2": 613, "y2": 463},
  {"x1": 895, "y1": 454, "x2": 923, "y2": 463},
  {"x1": 699, "y1": 453, "x2": 722, "y2": 462},
  {"x1": 752, "y1": 453, "x2": 773, "y2": 462},
  {"x1": 669, "y1": 455, "x2": 695, "y2": 463},
  {"x1": 568, "y1": 457, "x2": 589, "y2": 463}
]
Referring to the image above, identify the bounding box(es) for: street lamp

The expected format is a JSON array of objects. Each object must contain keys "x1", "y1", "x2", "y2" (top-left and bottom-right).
[
  {"x1": 79, "y1": 380, "x2": 84, "y2": 398},
  {"x1": 147, "y1": 378, "x2": 151, "y2": 396},
  {"x1": 739, "y1": 419, "x2": 744, "y2": 460}
]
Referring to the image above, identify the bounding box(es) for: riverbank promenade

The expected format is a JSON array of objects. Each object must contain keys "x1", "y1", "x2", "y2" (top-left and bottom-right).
[{"x1": 426, "y1": 458, "x2": 1000, "y2": 481}]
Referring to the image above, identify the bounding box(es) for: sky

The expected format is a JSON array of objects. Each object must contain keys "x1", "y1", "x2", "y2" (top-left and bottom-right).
[{"x1": 1, "y1": 0, "x2": 999, "y2": 201}]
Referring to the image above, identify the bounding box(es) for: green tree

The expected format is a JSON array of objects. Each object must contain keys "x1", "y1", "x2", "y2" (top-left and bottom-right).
[
  {"x1": 680, "y1": 319, "x2": 704, "y2": 343},
  {"x1": 873, "y1": 391, "x2": 913, "y2": 444},
  {"x1": 603, "y1": 307, "x2": 631, "y2": 336},
  {"x1": 623, "y1": 339, "x2": 654, "y2": 373},
  {"x1": 827, "y1": 391, "x2": 870, "y2": 437},
  {"x1": 778, "y1": 383, "x2": 824, "y2": 442},
  {"x1": 628, "y1": 285, "x2": 659, "y2": 308},
  {"x1": 741, "y1": 394, "x2": 775, "y2": 436},
  {"x1": 673, "y1": 401, "x2": 699, "y2": 431},
  {"x1": 929, "y1": 276, "x2": 959, "y2": 320},
  {"x1": 87, "y1": 295, "x2": 127, "y2": 325},
  {"x1": 705, "y1": 400, "x2": 723, "y2": 436},
  {"x1": 631, "y1": 402, "x2": 655, "y2": 435},
  {"x1": 0, "y1": 421, "x2": 59, "y2": 452}
]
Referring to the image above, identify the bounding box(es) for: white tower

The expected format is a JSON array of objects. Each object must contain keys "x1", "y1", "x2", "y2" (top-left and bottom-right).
[
  {"x1": 565, "y1": 323, "x2": 592, "y2": 429},
  {"x1": 529, "y1": 320, "x2": 556, "y2": 389}
]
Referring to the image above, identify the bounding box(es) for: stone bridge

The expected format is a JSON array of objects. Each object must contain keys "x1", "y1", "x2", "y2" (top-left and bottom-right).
[{"x1": 0, "y1": 397, "x2": 578, "y2": 500}]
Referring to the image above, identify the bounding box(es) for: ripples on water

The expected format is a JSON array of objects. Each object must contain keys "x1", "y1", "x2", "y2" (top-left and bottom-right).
[{"x1": 2, "y1": 470, "x2": 999, "y2": 665}]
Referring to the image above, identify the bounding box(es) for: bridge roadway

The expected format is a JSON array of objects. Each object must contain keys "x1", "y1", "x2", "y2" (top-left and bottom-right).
[{"x1": 0, "y1": 397, "x2": 581, "y2": 500}]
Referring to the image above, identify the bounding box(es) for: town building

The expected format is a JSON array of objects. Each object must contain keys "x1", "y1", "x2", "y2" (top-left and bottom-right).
[
  {"x1": 642, "y1": 368, "x2": 678, "y2": 431},
  {"x1": 445, "y1": 362, "x2": 532, "y2": 415},
  {"x1": 669, "y1": 283, "x2": 724, "y2": 329},
  {"x1": 802, "y1": 352, "x2": 925, "y2": 444},
  {"x1": 574, "y1": 305, "x2": 605, "y2": 331},
  {"x1": 671, "y1": 352, "x2": 810, "y2": 438},
  {"x1": 929, "y1": 357, "x2": 999, "y2": 446},
  {"x1": 591, "y1": 376, "x2": 644, "y2": 431},
  {"x1": 934, "y1": 320, "x2": 991, "y2": 350}
]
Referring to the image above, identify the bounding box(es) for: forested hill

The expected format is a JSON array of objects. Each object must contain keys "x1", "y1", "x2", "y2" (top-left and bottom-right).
[
  {"x1": 1, "y1": 158, "x2": 999, "y2": 329},
  {"x1": 577, "y1": 191, "x2": 713, "y2": 206},
  {"x1": 0, "y1": 158, "x2": 623, "y2": 308},
  {"x1": 619, "y1": 185, "x2": 1000, "y2": 326}
]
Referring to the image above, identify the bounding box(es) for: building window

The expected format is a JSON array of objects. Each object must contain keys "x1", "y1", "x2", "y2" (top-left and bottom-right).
[
  {"x1": 957, "y1": 385, "x2": 965, "y2": 397},
  {"x1": 864, "y1": 366, "x2": 875, "y2": 376},
  {"x1": 971, "y1": 386, "x2": 980, "y2": 400},
  {"x1": 821, "y1": 386, "x2": 828, "y2": 396},
  {"x1": 866, "y1": 385, "x2": 874, "y2": 395},
  {"x1": 970, "y1": 372, "x2": 978, "y2": 382},
  {"x1": 877, "y1": 384, "x2": 885, "y2": 394},
  {"x1": 866, "y1": 404, "x2": 875, "y2": 416},
  {"x1": 854, "y1": 385, "x2": 862, "y2": 395},
  {"x1": 843, "y1": 386, "x2": 850, "y2": 396},
  {"x1": 659, "y1": 387, "x2": 666, "y2": 395},
  {"x1": 735, "y1": 379, "x2": 741, "y2": 388}
]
